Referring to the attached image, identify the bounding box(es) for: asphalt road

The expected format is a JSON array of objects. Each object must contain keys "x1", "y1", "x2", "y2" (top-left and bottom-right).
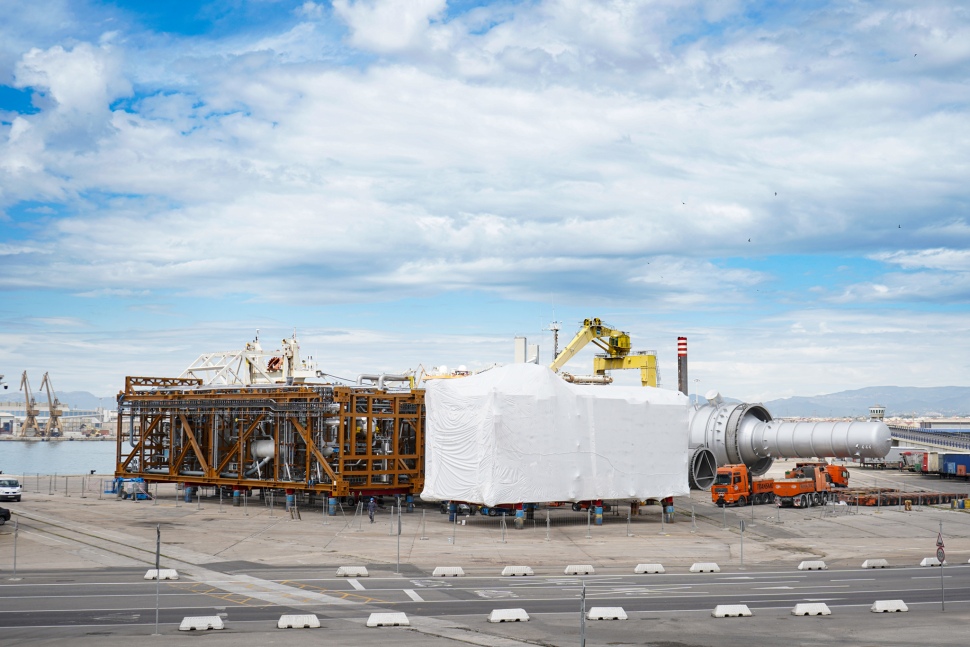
[{"x1": 2, "y1": 562, "x2": 967, "y2": 630}]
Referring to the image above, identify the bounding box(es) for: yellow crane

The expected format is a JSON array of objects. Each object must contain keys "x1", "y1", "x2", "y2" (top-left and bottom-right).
[
  {"x1": 39, "y1": 372, "x2": 64, "y2": 437},
  {"x1": 549, "y1": 318, "x2": 657, "y2": 387},
  {"x1": 18, "y1": 371, "x2": 42, "y2": 437}
]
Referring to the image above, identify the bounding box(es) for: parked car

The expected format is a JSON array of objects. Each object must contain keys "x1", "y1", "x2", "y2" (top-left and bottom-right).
[
  {"x1": 0, "y1": 506, "x2": 10, "y2": 525},
  {"x1": 0, "y1": 478, "x2": 22, "y2": 502}
]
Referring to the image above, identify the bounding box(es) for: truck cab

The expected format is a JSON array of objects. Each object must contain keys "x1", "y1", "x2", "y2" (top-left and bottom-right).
[{"x1": 711, "y1": 464, "x2": 773, "y2": 507}]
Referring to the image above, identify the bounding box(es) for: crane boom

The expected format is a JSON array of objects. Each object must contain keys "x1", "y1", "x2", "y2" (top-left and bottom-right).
[
  {"x1": 549, "y1": 318, "x2": 631, "y2": 372},
  {"x1": 39, "y1": 372, "x2": 64, "y2": 437},
  {"x1": 549, "y1": 318, "x2": 657, "y2": 387},
  {"x1": 18, "y1": 371, "x2": 42, "y2": 437}
]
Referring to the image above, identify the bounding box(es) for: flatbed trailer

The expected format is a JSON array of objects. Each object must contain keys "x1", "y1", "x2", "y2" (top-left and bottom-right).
[{"x1": 836, "y1": 488, "x2": 967, "y2": 506}]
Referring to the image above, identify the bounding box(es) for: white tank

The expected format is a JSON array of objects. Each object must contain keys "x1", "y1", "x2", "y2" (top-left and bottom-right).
[{"x1": 251, "y1": 439, "x2": 275, "y2": 460}]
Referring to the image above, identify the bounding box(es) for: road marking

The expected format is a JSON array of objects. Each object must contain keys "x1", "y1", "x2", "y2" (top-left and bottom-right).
[
  {"x1": 347, "y1": 579, "x2": 365, "y2": 591},
  {"x1": 754, "y1": 586, "x2": 793, "y2": 590},
  {"x1": 830, "y1": 578, "x2": 875, "y2": 582},
  {"x1": 404, "y1": 589, "x2": 424, "y2": 602}
]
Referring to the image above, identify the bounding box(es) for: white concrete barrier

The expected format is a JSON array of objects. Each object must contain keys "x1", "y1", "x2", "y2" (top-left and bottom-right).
[
  {"x1": 871, "y1": 600, "x2": 908, "y2": 613},
  {"x1": 712, "y1": 605, "x2": 752, "y2": 618},
  {"x1": 433, "y1": 566, "x2": 465, "y2": 577},
  {"x1": 920, "y1": 557, "x2": 946, "y2": 567},
  {"x1": 690, "y1": 563, "x2": 720, "y2": 573},
  {"x1": 565, "y1": 564, "x2": 595, "y2": 575},
  {"x1": 144, "y1": 569, "x2": 179, "y2": 580},
  {"x1": 791, "y1": 603, "x2": 831, "y2": 616},
  {"x1": 862, "y1": 559, "x2": 889, "y2": 569},
  {"x1": 336, "y1": 566, "x2": 369, "y2": 577},
  {"x1": 487, "y1": 608, "x2": 530, "y2": 623},
  {"x1": 501, "y1": 566, "x2": 534, "y2": 576},
  {"x1": 635, "y1": 563, "x2": 665, "y2": 574},
  {"x1": 367, "y1": 612, "x2": 409, "y2": 627},
  {"x1": 179, "y1": 616, "x2": 225, "y2": 631},
  {"x1": 798, "y1": 561, "x2": 827, "y2": 571},
  {"x1": 587, "y1": 607, "x2": 627, "y2": 620},
  {"x1": 277, "y1": 614, "x2": 321, "y2": 628}
]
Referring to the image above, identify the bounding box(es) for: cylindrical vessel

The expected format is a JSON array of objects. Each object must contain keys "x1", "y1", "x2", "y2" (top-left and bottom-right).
[
  {"x1": 689, "y1": 398, "x2": 892, "y2": 483},
  {"x1": 251, "y1": 439, "x2": 275, "y2": 459}
]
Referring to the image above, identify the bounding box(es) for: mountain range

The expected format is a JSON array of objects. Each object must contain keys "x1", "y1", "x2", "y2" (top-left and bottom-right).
[{"x1": 13, "y1": 386, "x2": 970, "y2": 419}]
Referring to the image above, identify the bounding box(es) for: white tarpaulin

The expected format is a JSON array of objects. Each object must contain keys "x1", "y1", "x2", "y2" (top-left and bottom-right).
[{"x1": 421, "y1": 363, "x2": 689, "y2": 506}]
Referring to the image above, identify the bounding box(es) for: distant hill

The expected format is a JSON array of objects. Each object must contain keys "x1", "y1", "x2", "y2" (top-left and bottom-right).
[
  {"x1": 762, "y1": 386, "x2": 970, "y2": 418},
  {"x1": 57, "y1": 391, "x2": 113, "y2": 410}
]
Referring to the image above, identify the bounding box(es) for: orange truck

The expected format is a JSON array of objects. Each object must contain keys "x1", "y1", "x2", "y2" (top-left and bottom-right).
[
  {"x1": 711, "y1": 464, "x2": 775, "y2": 507},
  {"x1": 773, "y1": 463, "x2": 840, "y2": 508},
  {"x1": 793, "y1": 461, "x2": 850, "y2": 488}
]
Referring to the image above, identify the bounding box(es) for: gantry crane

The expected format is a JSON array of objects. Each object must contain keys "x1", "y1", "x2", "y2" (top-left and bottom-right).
[
  {"x1": 18, "y1": 371, "x2": 42, "y2": 437},
  {"x1": 39, "y1": 372, "x2": 64, "y2": 437},
  {"x1": 549, "y1": 318, "x2": 658, "y2": 387}
]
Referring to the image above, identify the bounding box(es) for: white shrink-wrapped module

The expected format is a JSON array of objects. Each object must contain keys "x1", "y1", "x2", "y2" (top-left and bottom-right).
[{"x1": 422, "y1": 364, "x2": 690, "y2": 506}]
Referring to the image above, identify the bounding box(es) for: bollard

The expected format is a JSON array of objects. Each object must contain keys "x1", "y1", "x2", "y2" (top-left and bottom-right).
[
  {"x1": 594, "y1": 504, "x2": 603, "y2": 526},
  {"x1": 64, "y1": 476, "x2": 70, "y2": 497},
  {"x1": 419, "y1": 509, "x2": 428, "y2": 539},
  {"x1": 691, "y1": 505, "x2": 697, "y2": 533},
  {"x1": 546, "y1": 512, "x2": 551, "y2": 541},
  {"x1": 586, "y1": 508, "x2": 592, "y2": 539}
]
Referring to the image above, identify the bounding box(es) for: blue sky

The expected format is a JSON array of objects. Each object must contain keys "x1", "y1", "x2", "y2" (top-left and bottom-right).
[{"x1": 1, "y1": 0, "x2": 968, "y2": 403}]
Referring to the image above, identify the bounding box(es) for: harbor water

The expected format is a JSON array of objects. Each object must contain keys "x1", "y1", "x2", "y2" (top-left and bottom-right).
[{"x1": 0, "y1": 440, "x2": 116, "y2": 476}]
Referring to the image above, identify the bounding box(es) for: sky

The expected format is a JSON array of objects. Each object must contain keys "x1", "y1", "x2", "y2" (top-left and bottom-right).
[{"x1": 0, "y1": 0, "x2": 968, "y2": 404}]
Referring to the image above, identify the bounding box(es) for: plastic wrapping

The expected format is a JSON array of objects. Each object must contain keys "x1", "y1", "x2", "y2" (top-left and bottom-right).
[{"x1": 422, "y1": 364, "x2": 689, "y2": 506}]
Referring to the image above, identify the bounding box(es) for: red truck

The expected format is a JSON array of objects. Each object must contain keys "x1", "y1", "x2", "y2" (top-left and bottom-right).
[
  {"x1": 711, "y1": 464, "x2": 775, "y2": 507},
  {"x1": 774, "y1": 463, "x2": 838, "y2": 508}
]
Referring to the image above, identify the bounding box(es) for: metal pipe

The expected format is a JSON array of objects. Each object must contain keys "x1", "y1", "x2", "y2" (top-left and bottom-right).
[{"x1": 688, "y1": 391, "x2": 891, "y2": 483}]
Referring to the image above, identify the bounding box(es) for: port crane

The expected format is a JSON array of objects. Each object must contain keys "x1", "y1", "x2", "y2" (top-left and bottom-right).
[
  {"x1": 549, "y1": 318, "x2": 658, "y2": 387},
  {"x1": 18, "y1": 371, "x2": 42, "y2": 437},
  {"x1": 39, "y1": 372, "x2": 64, "y2": 437}
]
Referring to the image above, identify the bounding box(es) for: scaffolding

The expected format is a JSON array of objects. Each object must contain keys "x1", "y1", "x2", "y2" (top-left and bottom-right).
[{"x1": 115, "y1": 376, "x2": 425, "y2": 499}]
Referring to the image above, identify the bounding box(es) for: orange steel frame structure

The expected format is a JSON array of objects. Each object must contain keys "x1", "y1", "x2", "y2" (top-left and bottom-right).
[{"x1": 115, "y1": 377, "x2": 425, "y2": 498}]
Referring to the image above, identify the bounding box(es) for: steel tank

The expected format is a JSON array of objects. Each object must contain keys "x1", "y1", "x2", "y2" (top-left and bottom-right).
[{"x1": 686, "y1": 390, "x2": 891, "y2": 489}]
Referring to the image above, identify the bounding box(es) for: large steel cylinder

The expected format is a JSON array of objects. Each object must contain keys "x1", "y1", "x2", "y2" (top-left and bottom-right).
[{"x1": 687, "y1": 391, "x2": 891, "y2": 488}]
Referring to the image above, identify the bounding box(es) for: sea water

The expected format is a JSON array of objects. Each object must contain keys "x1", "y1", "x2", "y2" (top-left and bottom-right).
[{"x1": 0, "y1": 440, "x2": 117, "y2": 476}]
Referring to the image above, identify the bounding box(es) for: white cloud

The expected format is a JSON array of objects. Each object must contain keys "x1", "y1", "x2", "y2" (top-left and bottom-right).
[{"x1": 333, "y1": 0, "x2": 448, "y2": 53}]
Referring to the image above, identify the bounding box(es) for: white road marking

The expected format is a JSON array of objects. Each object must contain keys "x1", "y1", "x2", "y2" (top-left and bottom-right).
[
  {"x1": 404, "y1": 589, "x2": 424, "y2": 602},
  {"x1": 347, "y1": 578, "x2": 365, "y2": 591}
]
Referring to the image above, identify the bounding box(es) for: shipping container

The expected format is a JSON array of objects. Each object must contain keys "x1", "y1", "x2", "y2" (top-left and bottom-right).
[{"x1": 941, "y1": 454, "x2": 970, "y2": 479}]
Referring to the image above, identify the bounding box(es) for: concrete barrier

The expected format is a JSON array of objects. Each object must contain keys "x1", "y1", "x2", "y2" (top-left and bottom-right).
[
  {"x1": 690, "y1": 563, "x2": 720, "y2": 573},
  {"x1": 565, "y1": 565, "x2": 595, "y2": 575},
  {"x1": 871, "y1": 600, "x2": 908, "y2": 613},
  {"x1": 179, "y1": 616, "x2": 225, "y2": 631},
  {"x1": 487, "y1": 608, "x2": 530, "y2": 623},
  {"x1": 792, "y1": 603, "x2": 831, "y2": 616},
  {"x1": 587, "y1": 607, "x2": 627, "y2": 620},
  {"x1": 336, "y1": 566, "x2": 369, "y2": 577},
  {"x1": 432, "y1": 566, "x2": 465, "y2": 577},
  {"x1": 277, "y1": 614, "x2": 321, "y2": 628},
  {"x1": 797, "y1": 561, "x2": 828, "y2": 571},
  {"x1": 501, "y1": 566, "x2": 534, "y2": 576},
  {"x1": 635, "y1": 563, "x2": 665, "y2": 574},
  {"x1": 144, "y1": 568, "x2": 179, "y2": 580},
  {"x1": 367, "y1": 612, "x2": 409, "y2": 627},
  {"x1": 712, "y1": 605, "x2": 752, "y2": 618},
  {"x1": 920, "y1": 557, "x2": 945, "y2": 567},
  {"x1": 862, "y1": 559, "x2": 889, "y2": 569}
]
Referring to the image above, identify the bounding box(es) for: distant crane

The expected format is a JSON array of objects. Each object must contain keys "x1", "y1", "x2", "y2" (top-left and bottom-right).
[
  {"x1": 39, "y1": 372, "x2": 64, "y2": 437},
  {"x1": 18, "y1": 371, "x2": 42, "y2": 437},
  {"x1": 0, "y1": 373, "x2": 7, "y2": 389},
  {"x1": 549, "y1": 318, "x2": 658, "y2": 387}
]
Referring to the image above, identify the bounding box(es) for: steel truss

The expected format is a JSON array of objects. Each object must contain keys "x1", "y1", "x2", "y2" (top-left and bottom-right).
[{"x1": 116, "y1": 377, "x2": 424, "y2": 498}]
